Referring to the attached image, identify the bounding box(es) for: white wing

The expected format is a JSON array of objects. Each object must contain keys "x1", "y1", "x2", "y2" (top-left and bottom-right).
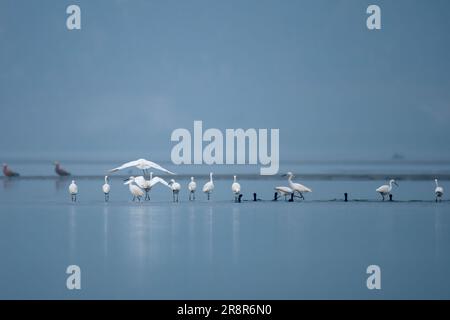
[
  {"x1": 293, "y1": 183, "x2": 312, "y2": 193},
  {"x1": 109, "y1": 160, "x2": 140, "y2": 173},
  {"x1": 275, "y1": 186, "x2": 293, "y2": 194},
  {"x1": 109, "y1": 159, "x2": 175, "y2": 175},
  {"x1": 133, "y1": 176, "x2": 147, "y2": 189},
  {"x1": 142, "y1": 159, "x2": 175, "y2": 175},
  {"x1": 203, "y1": 181, "x2": 214, "y2": 192},
  {"x1": 188, "y1": 181, "x2": 197, "y2": 191},
  {"x1": 149, "y1": 176, "x2": 170, "y2": 188},
  {"x1": 376, "y1": 185, "x2": 389, "y2": 193}
]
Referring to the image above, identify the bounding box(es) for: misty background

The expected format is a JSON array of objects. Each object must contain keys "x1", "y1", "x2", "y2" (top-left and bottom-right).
[{"x1": 1, "y1": 0, "x2": 449, "y2": 163}]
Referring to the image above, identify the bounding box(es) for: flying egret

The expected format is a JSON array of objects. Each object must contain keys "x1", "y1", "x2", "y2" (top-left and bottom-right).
[
  {"x1": 134, "y1": 172, "x2": 170, "y2": 201},
  {"x1": 376, "y1": 179, "x2": 398, "y2": 201},
  {"x1": 188, "y1": 177, "x2": 197, "y2": 200},
  {"x1": 2, "y1": 163, "x2": 19, "y2": 177},
  {"x1": 283, "y1": 172, "x2": 312, "y2": 200},
  {"x1": 69, "y1": 180, "x2": 78, "y2": 202},
  {"x1": 275, "y1": 186, "x2": 293, "y2": 201},
  {"x1": 102, "y1": 176, "x2": 110, "y2": 202},
  {"x1": 202, "y1": 172, "x2": 214, "y2": 200},
  {"x1": 169, "y1": 179, "x2": 181, "y2": 202},
  {"x1": 435, "y1": 179, "x2": 444, "y2": 202},
  {"x1": 109, "y1": 158, "x2": 174, "y2": 178},
  {"x1": 55, "y1": 161, "x2": 71, "y2": 176},
  {"x1": 231, "y1": 175, "x2": 241, "y2": 202},
  {"x1": 124, "y1": 176, "x2": 145, "y2": 202}
]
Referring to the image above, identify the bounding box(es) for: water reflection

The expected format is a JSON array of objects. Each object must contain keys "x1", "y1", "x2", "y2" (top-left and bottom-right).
[
  {"x1": 232, "y1": 206, "x2": 240, "y2": 265},
  {"x1": 207, "y1": 205, "x2": 213, "y2": 264},
  {"x1": 2, "y1": 178, "x2": 15, "y2": 190},
  {"x1": 55, "y1": 177, "x2": 70, "y2": 191},
  {"x1": 68, "y1": 205, "x2": 77, "y2": 262},
  {"x1": 103, "y1": 205, "x2": 109, "y2": 259}
]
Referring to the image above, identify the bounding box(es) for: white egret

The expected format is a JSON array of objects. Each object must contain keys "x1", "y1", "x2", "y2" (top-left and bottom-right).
[
  {"x1": 275, "y1": 186, "x2": 293, "y2": 201},
  {"x1": 231, "y1": 175, "x2": 241, "y2": 202},
  {"x1": 188, "y1": 177, "x2": 197, "y2": 200},
  {"x1": 202, "y1": 172, "x2": 214, "y2": 200},
  {"x1": 435, "y1": 179, "x2": 444, "y2": 202},
  {"x1": 283, "y1": 172, "x2": 312, "y2": 200},
  {"x1": 109, "y1": 158, "x2": 175, "y2": 177},
  {"x1": 376, "y1": 179, "x2": 398, "y2": 201},
  {"x1": 124, "y1": 176, "x2": 145, "y2": 202},
  {"x1": 102, "y1": 176, "x2": 110, "y2": 202},
  {"x1": 134, "y1": 172, "x2": 170, "y2": 201},
  {"x1": 69, "y1": 180, "x2": 78, "y2": 202},
  {"x1": 169, "y1": 179, "x2": 181, "y2": 202}
]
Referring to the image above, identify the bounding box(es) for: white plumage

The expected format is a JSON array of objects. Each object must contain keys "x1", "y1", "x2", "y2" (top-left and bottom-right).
[
  {"x1": 124, "y1": 176, "x2": 145, "y2": 202},
  {"x1": 376, "y1": 179, "x2": 398, "y2": 201},
  {"x1": 275, "y1": 186, "x2": 293, "y2": 200},
  {"x1": 231, "y1": 175, "x2": 241, "y2": 202},
  {"x1": 435, "y1": 179, "x2": 444, "y2": 202},
  {"x1": 188, "y1": 177, "x2": 197, "y2": 200},
  {"x1": 169, "y1": 179, "x2": 181, "y2": 202},
  {"x1": 69, "y1": 180, "x2": 78, "y2": 202},
  {"x1": 102, "y1": 176, "x2": 110, "y2": 202},
  {"x1": 133, "y1": 173, "x2": 170, "y2": 201},
  {"x1": 202, "y1": 172, "x2": 214, "y2": 200},
  {"x1": 285, "y1": 172, "x2": 311, "y2": 200},
  {"x1": 109, "y1": 158, "x2": 175, "y2": 175}
]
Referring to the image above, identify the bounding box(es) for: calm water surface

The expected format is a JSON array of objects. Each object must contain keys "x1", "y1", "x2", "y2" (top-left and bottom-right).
[{"x1": 0, "y1": 164, "x2": 449, "y2": 299}]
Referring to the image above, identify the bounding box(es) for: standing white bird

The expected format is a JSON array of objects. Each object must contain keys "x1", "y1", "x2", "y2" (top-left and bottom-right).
[
  {"x1": 134, "y1": 172, "x2": 170, "y2": 201},
  {"x1": 109, "y1": 158, "x2": 175, "y2": 177},
  {"x1": 69, "y1": 180, "x2": 78, "y2": 202},
  {"x1": 283, "y1": 172, "x2": 312, "y2": 200},
  {"x1": 231, "y1": 175, "x2": 241, "y2": 202},
  {"x1": 202, "y1": 172, "x2": 214, "y2": 200},
  {"x1": 169, "y1": 179, "x2": 181, "y2": 202},
  {"x1": 102, "y1": 176, "x2": 111, "y2": 202},
  {"x1": 376, "y1": 179, "x2": 398, "y2": 201},
  {"x1": 124, "y1": 176, "x2": 145, "y2": 202},
  {"x1": 435, "y1": 179, "x2": 444, "y2": 202},
  {"x1": 275, "y1": 186, "x2": 293, "y2": 201},
  {"x1": 188, "y1": 177, "x2": 197, "y2": 200}
]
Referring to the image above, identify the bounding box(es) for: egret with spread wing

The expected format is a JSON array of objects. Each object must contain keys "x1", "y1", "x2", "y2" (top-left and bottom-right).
[{"x1": 110, "y1": 158, "x2": 175, "y2": 177}]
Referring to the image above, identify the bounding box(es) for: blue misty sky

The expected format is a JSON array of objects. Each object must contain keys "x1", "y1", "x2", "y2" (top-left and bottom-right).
[{"x1": 0, "y1": 0, "x2": 449, "y2": 161}]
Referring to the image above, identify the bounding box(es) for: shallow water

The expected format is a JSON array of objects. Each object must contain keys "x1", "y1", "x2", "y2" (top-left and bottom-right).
[{"x1": 0, "y1": 166, "x2": 449, "y2": 299}]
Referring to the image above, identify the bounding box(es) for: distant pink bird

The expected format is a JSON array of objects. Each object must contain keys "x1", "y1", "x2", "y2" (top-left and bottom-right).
[
  {"x1": 54, "y1": 161, "x2": 71, "y2": 176},
  {"x1": 2, "y1": 163, "x2": 20, "y2": 177}
]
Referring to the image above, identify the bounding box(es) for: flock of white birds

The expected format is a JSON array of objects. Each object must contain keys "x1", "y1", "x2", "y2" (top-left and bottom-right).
[{"x1": 67, "y1": 158, "x2": 446, "y2": 203}]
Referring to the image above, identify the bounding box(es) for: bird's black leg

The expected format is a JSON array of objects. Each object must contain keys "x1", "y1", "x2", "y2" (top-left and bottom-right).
[{"x1": 132, "y1": 196, "x2": 135, "y2": 202}]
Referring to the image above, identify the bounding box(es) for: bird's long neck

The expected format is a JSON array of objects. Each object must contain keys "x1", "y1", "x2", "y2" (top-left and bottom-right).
[
  {"x1": 234, "y1": 176, "x2": 236, "y2": 183},
  {"x1": 210, "y1": 174, "x2": 213, "y2": 182},
  {"x1": 435, "y1": 180, "x2": 439, "y2": 188}
]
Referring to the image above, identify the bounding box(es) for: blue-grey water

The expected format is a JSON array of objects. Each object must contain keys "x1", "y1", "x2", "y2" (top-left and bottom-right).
[{"x1": 0, "y1": 161, "x2": 449, "y2": 299}]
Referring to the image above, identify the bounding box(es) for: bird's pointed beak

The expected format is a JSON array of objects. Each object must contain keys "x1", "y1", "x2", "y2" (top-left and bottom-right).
[{"x1": 394, "y1": 182, "x2": 399, "y2": 187}]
